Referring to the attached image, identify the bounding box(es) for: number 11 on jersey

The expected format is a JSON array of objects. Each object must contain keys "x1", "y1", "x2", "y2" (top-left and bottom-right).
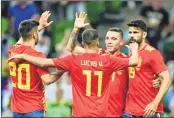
[{"x1": 83, "y1": 70, "x2": 103, "y2": 97}]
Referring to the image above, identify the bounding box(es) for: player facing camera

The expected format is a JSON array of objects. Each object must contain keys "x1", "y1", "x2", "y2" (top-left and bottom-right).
[{"x1": 127, "y1": 19, "x2": 147, "y2": 45}]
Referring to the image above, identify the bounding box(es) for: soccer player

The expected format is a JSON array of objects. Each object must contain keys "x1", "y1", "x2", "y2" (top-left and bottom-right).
[
  {"x1": 105, "y1": 28, "x2": 129, "y2": 117},
  {"x1": 69, "y1": 27, "x2": 129, "y2": 117},
  {"x1": 123, "y1": 19, "x2": 171, "y2": 118},
  {"x1": 8, "y1": 11, "x2": 65, "y2": 117},
  {"x1": 8, "y1": 12, "x2": 139, "y2": 117}
]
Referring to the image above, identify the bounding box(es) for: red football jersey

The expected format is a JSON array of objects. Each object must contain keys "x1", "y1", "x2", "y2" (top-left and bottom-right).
[
  {"x1": 108, "y1": 52, "x2": 129, "y2": 117},
  {"x1": 52, "y1": 53, "x2": 129, "y2": 117},
  {"x1": 124, "y1": 44, "x2": 168, "y2": 116},
  {"x1": 8, "y1": 44, "x2": 49, "y2": 113},
  {"x1": 98, "y1": 49, "x2": 129, "y2": 116}
]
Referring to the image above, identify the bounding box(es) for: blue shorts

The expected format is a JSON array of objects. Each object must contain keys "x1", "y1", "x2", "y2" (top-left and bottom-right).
[
  {"x1": 122, "y1": 112, "x2": 164, "y2": 118},
  {"x1": 13, "y1": 110, "x2": 44, "y2": 118}
]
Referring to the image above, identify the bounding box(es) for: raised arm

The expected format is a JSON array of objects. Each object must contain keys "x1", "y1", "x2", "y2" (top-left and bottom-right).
[
  {"x1": 38, "y1": 11, "x2": 53, "y2": 32},
  {"x1": 66, "y1": 12, "x2": 89, "y2": 54},
  {"x1": 16, "y1": 11, "x2": 53, "y2": 44},
  {"x1": 66, "y1": 27, "x2": 85, "y2": 54}
]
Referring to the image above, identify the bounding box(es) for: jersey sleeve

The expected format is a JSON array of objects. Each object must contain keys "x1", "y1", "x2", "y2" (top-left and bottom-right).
[
  {"x1": 52, "y1": 55, "x2": 73, "y2": 70},
  {"x1": 35, "y1": 52, "x2": 49, "y2": 76},
  {"x1": 109, "y1": 56, "x2": 129, "y2": 71},
  {"x1": 150, "y1": 50, "x2": 168, "y2": 75}
]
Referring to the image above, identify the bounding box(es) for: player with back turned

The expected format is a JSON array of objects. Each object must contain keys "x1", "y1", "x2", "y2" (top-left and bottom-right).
[
  {"x1": 8, "y1": 11, "x2": 65, "y2": 117},
  {"x1": 67, "y1": 26, "x2": 129, "y2": 117},
  {"x1": 8, "y1": 12, "x2": 139, "y2": 117}
]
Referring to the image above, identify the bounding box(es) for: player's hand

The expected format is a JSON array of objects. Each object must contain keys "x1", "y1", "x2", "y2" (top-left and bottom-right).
[
  {"x1": 98, "y1": 48, "x2": 104, "y2": 55},
  {"x1": 126, "y1": 42, "x2": 138, "y2": 52},
  {"x1": 152, "y1": 75, "x2": 162, "y2": 88},
  {"x1": 38, "y1": 11, "x2": 53, "y2": 31},
  {"x1": 74, "y1": 12, "x2": 89, "y2": 29},
  {"x1": 7, "y1": 54, "x2": 24, "y2": 62},
  {"x1": 144, "y1": 101, "x2": 158, "y2": 117}
]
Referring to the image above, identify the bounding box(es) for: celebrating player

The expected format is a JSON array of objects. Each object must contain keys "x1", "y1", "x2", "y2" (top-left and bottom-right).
[
  {"x1": 123, "y1": 19, "x2": 171, "y2": 118},
  {"x1": 8, "y1": 11, "x2": 65, "y2": 117},
  {"x1": 67, "y1": 26, "x2": 129, "y2": 117},
  {"x1": 105, "y1": 28, "x2": 129, "y2": 117},
  {"x1": 8, "y1": 12, "x2": 139, "y2": 117}
]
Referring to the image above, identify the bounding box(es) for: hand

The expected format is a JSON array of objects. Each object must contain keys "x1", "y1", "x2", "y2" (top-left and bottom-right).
[
  {"x1": 74, "y1": 12, "x2": 89, "y2": 29},
  {"x1": 98, "y1": 48, "x2": 103, "y2": 54},
  {"x1": 144, "y1": 101, "x2": 158, "y2": 117},
  {"x1": 7, "y1": 54, "x2": 24, "y2": 63},
  {"x1": 98, "y1": 48, "x2": 110, "y2": 55},
  {"x1": 38, "y1": 11, "x2": 53, "y2": 31},
  {"x1": 153, "y1": 75, "x2": 162, "y2": 88},
  {"x1": 126, "y1": 42, "x2": 138, "y2": 52}
]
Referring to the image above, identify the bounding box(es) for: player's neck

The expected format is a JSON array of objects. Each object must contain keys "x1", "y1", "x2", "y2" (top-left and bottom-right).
[
  {"x1": 111, "y1": 49, "x2": 120, "y2": 56},
  {"x1": 85, "y1": 47, "x2": 99, "y2": 53},
  {"x1": 22, "y1": 40, "x2": 35, "y2": 48},
  {"x1": 138, "y1": 40, "x2": 147, "y2": 51}
]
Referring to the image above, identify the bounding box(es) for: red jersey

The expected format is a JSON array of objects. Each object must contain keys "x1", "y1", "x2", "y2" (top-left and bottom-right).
[
  {"x1": 8, "y1": 44, "x2": 49, "y2": 113},
  {"x1": 124, "y1": 44, "x2": 168, "y2": 116},
  {"x1": 52, "y1": 53, "x2": 129, "y2": 117},
  {"x1": 108, "y1": 52, "x2": 129, "y2": 117},
  {"x1": 98, "y1": 49, "x2": 129, "y2": 116}
]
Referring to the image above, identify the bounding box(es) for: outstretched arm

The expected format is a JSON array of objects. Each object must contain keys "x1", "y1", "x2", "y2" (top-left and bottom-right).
[
  {"x1": 41, "y1": 70, "x2": 66, "y2": 85},
  {"x1": 66, "y1": 12, "x2": 89, "y2": 54},
  {"x1": 8, "y1": 54, "x2": 54, "y2": 67}
]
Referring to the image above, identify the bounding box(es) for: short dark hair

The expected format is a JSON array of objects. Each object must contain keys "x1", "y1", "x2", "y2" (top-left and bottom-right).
[
  {"x1": 127, "y1": 19, "x2": 147, "y2": 32},
  {"x1": 18, "y1": 19, "x2": 39, "y2": 40},
  {"x1": 109, "y1": 27, "x2": 123, "y2": 38},
  {"x1": 82, "y1": 29, "x2": 99, "y2": 44}
]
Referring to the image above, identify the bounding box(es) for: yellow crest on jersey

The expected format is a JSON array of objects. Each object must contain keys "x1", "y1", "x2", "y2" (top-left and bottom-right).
[{"x1": 145, "y1": 45, "x2": 154, "y2": 52}]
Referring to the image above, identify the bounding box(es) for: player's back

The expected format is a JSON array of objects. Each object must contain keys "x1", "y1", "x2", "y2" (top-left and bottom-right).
[
  {"x1": 53, "y1": 52, "x2": 129, "y2": 117},
  {"x1": 8, "y1": 44, "x2": 46, "y2": 113}
]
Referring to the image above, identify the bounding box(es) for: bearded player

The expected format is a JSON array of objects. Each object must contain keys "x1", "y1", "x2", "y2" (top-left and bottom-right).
[{"x1": 123, "y1": 19, "x2": 171, "y2": 118}]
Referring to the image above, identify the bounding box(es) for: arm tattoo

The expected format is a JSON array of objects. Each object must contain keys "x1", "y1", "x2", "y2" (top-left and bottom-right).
[{"x1": 67, "y1": 29, "x2": 79, "y2": 50}]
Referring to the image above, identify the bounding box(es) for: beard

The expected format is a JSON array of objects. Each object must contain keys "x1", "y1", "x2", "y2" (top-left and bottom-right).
[{"x1": 129, "y1": 37, "x2": 142, "y2": 44}]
